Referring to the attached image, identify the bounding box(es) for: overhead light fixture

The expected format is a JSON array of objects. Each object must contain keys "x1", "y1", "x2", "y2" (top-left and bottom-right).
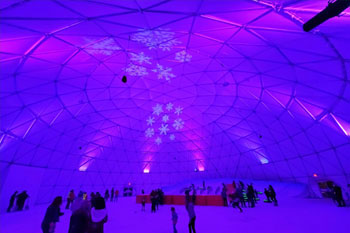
[{"x1": 303, "y1": 0, "x2": 350, "y2": 32}]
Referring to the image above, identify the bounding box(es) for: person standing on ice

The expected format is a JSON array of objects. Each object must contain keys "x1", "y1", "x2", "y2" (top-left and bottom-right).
[
  {"x1": 7, "y1": 191, "x2": 18, "y2": 212},
  {"x1": 269, "y1": 185, "x2": 278, "y2": 206},
  {"x1": 41, "y1": 196, "x2": 64, "y2": 233},
  {"x1": 171, "y1": 207, "x2": 178, "y2": 233},
  {"x1": 185, "y1": 184, "x2": 197, "y2": 233}
]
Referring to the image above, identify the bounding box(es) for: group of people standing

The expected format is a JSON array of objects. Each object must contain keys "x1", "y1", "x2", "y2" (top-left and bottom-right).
[
  {"x1": 103, "y1": 188, "x2": 119, "y2": 202},
  {"x1": 150, "y1": 189, "x2": 164, "y2": 213},
  {"x1": 220, "y1": 181, "x2": 278, "y2": 212},
  {"x1": 7, "y1": 190, "x2": 29, "y2": 212},
  {"x1": 41, "y1": 190, "x2": 109, "y2": 233}
]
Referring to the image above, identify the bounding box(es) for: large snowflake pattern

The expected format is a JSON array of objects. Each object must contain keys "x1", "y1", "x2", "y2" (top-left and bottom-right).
[
  {"x1": 130, "y1": 52, "x2": 152, "y2": 64},
  {"x1": 175, "y1": 50, "x2": 192, "y2": 62},
  {"x1": 152, "y1": 64, "x2": 176, "y2": 82},
  {"x1": 124, "y1": 64, "x2": 148, "y2": 77},
  {"x1": 131, "y1": 28, "x2": 180, "y2": 51},
  {"x1": 85, "y1": 38, "x2": 121, "y2": 55}
]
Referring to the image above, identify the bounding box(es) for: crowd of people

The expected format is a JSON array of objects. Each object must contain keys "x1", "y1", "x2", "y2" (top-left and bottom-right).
[
  {"x1": 41, "y1": 189, "x2": 116, "y2": 233},
  {"x1": 7, "y1": 190, "x2": 29, "y2": 212}
]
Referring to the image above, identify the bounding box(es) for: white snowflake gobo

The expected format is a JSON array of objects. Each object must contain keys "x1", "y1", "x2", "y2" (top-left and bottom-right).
[
  {"x1": 124, "y1": 64, "x2": 148, "y2": 77},
  {"x1": 152, "y1": 64, "x2": 175, "y2": 82},
  {"x1": 159, "y1": 124, "x2": 170, "y2": 135},
  {"x1": 173, "y1": 118, "x2": 184, "y2": 130},
  {"x1": 130, "y1": 52, "x2": 152, "y2": 64},
  {"x1": 145, "y1": 128, "x2": 155, "y2": 138},
  {"x1": 175, "y1": 50, "x2": 192, "y2": 62},
  {"x1": 152, "y1": 104, "x2": 163, "y2": 116},
  {"x1": 174, "y1": 106, "x2": 183, "y2": 115},
  {"x1": 131, "y1": 28, "x2": 180, "y2": 51},
  {"x1": 85, "y1": 38, "x2": 120, "y2": 55}
]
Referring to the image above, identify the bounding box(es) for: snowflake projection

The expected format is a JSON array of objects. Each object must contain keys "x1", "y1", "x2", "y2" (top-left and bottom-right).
[
  {"x1": 131, "y1": 28, "x2": 180, "y2": 51},
  {"x1": 152, "y1": 104, "x2": 163, "y2": 116},
  {"x1": 174, "y1": 106, "x2": 183, "y2": 116},
  {"x1": 166, "y1": 102, "x2": 174, "y2": 111},
  {"x1": 147, "y1": 116, "x2": 155, "y2": 126},
  {"x1": 173, "y1": 118, "x2": 184, "y2": 130},
  {"x1": 162, "y1": 115, "x2": 169, "y2": 123},
  {"x1": 152, "y1": 64, "x2": 176, "y2": 82},
  {"x1": 155, "y1": 137, "x2": 162, "y2": 145},
  {"x1": 124, "y1": 64, "x2": 148, "y2": 77},
  {"x1": 159, "y1": 124, "x2": 170, "y2": 135},
  {"x1": 130, "y1": 52, "x2": 152, "y2": 65},
  {"x1": 145, "y1": 128, "x2": 155, "y2": 138},
  {"x1": 175, "y1": 50, "x2": 192, "y2": 62},
  {"x1": 85, "y1": 38, "x2": 120, "y2": 55},
  {"x1": 145, "y1": 103, "x2": 185, "y2": 145}
]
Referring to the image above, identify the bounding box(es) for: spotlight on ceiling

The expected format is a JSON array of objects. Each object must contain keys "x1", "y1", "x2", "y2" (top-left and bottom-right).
[
  {"x1": 122, "y1": 75, "x2": 127, "y2": 83},
  {"x1": 303, "y1": 0, "x2": 350, "y2": 32}
]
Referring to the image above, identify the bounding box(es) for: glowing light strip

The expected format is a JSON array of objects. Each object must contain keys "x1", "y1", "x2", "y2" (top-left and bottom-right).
[
  {"x1": 330, "y1": 113, "x2": 350, "y2": 136},
  {"x1": 294, "y1": 98, "x2": 316, "y2": 120},
  {"x1": 265, "y1": 90, "x2": 286, "y2": 108},
  {"x1": 50, "y1": 109, "x2": 64, "y2": 126},
  {"x1": 23, "y1": 36, "x2": 46, "y2": 56},
  {"x1": 192, "y1": 33, "x2": 224, "y2": 43},
  {"x1": 22, "y1": 119, "x2": 36, "y2": 139},
  {"x1": 200, "y1": 14, "x2": 242, "y2": 27}
]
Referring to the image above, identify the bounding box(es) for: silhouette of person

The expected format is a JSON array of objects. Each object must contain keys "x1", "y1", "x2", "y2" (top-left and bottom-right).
[
  {"x1": 111, "y1": 188, "x2": 114, "y2": 202},
  {"x1": 334, "y1": 185, "x2": 346, "y2": 207},
  {"x1": 66, "y1": 190, "x2": 75, "y2": 209},
  {"x1": 16, "y1": 191, "x2": 29, "y2": 211},
  {"x1": 247, "y1": 185, "x2": 255, "y2": 208},
  {"x1": 7, "y1": 191, "x2": 18, "y2": 212},
  {"x1": 221, "y1": 183, "x2": 228, "y2": 206},
  {"x1": 68, "y1": 201, "x2": 90, "y2": 233},
  {"x1": 264, "y1": 188, "x2": 271, "y2": 202},
  {"x1": 104, "y1": 189, "x2": 109, "y2": 201},
  {"x1": 171, "y1": 207, "x2": 178, "y2": 233},
  {"x1": 186, "y1": 184, "x2": 196, "y2": 233},
  {"x1": 269, "y1": 185, "x2": 278, "y2": 206},
  {"x1": 41, "y1": 196, "x2": 64, "y2": 233}
]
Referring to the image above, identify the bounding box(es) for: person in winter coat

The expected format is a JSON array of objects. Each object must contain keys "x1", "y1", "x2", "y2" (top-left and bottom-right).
[{"x1": 41, "y1": 196, "x2": 64, "y2": 233}]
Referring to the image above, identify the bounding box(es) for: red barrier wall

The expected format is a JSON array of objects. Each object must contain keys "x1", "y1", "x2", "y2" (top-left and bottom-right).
[{"x1": 136, "y1": 195, "x2": 224, "y2": 206}]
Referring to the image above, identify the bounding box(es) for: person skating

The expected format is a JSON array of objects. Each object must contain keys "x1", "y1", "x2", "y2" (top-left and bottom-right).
[
  {"x1": 7, "y1": 191, "x2": 18, "y2": 212},
  {"x1": 171, "y1": 207, "x2": 178, "y2": 233},
  {"x1": 186, "y1": 184, "x2": 196, "y2": 233}
]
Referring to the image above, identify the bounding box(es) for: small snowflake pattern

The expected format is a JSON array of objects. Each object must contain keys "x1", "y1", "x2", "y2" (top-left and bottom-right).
[
  {"x1": 152, "y1": 64, "x2": 175, "y2": 82},
  {"x1": 175, "y1": 50, "x2": 192, "y2": 62},
  {"x1": 155, "y1": 137, "x2": 162, "y2": 145},
  {"x1": 159, "y1": 124, "x2": 170, "y2": 135},
  {"x1": 162, "y1": 115, "x2": 169, "y2": 123},
  {"x1": 174, "y1": 106, "x2": 183, "y2": 116},
  {"x1": 166, "y1": 102, "x2": 174, "y2": 111},
  {"x1": 130, "y1": 52, "x2": 152, "y2": 64},
  {"x1": 169, "y1": 134, "x2": 175, "y2": 141},
  {"x1": 152, "y1": 104, "x2": 163, "y2": 116},
  {"x1": 85, "y1": 38, "x2": 120, "y2": 55},
  {"x1": 125, "y1": 64, "x2": 148, "y2": 77},
  {"x1": 173, "y1": 118, "x2": 184, "y2": 130},
  {"x1": 146, "y1": 116, "x2": 155, "y2": 126},
  {"x1": 145, "y1": 128, "x2": 155, "y2": 138}
]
